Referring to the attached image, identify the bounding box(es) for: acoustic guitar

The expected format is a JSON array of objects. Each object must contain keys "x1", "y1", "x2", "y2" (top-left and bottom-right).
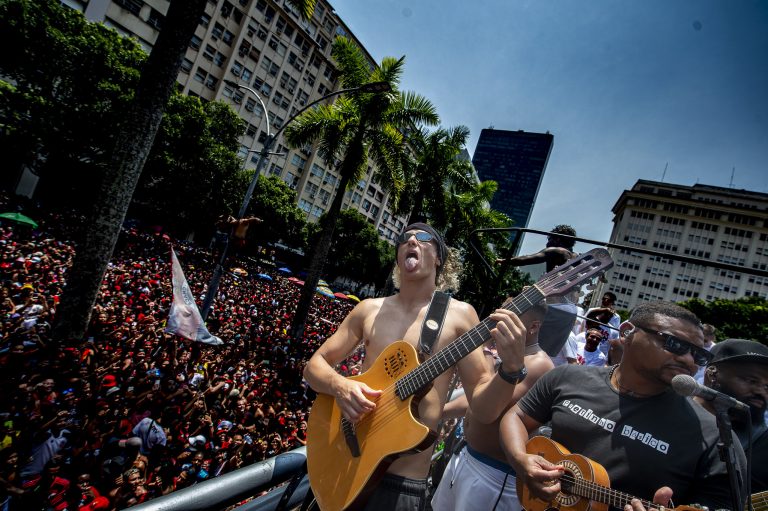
[
  {"x1": 519, "y1": 436, "x2": 706, "y2": 511},
  {"x1": 306, "y1": 248, "x2": 614, "y2": 511}
]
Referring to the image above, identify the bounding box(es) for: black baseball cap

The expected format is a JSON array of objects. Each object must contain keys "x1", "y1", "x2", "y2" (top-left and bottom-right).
[{"x1": 708, "y1": 339, "x2": 768, "y2": 366}]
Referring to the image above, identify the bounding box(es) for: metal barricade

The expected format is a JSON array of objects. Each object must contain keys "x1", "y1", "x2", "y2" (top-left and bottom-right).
[{"x1": 126, "y1": 447, "x2": 308, "y2": 511}]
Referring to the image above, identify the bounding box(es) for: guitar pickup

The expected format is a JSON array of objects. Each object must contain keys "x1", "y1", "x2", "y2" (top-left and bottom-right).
[{"x1": 341, "y1": 418, "x2": 361, "y2": 457}]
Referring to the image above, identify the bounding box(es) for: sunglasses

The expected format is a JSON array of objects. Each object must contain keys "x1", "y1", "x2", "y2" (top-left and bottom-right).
[
  {"x1": 634, "y1": 325, "x2": 713, "y2": 366},
  {"x1": 396, "y1": 231, "x2": 435, "y2": 245}
]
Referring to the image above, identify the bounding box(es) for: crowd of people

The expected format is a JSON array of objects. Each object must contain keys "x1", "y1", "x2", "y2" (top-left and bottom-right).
[
  {"x1": 0, "y1": 194, "x2": 358, "y2": 511},
  {"x1": 2, "y1": 196, "x2": 766, "y2": 511}
]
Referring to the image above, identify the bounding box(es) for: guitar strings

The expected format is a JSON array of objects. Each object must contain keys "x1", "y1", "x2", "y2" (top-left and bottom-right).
[
  {"x1": 357, "y1": 288, "x2": 544, "y2": 437},
  {"x1": 557, "y1": 472, "x2": 658, "y2": 510}
]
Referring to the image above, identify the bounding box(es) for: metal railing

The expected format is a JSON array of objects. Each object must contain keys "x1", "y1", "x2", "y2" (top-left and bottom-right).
[{"x1": 127, "y1": 447, "x2": 308, "y2": 511}]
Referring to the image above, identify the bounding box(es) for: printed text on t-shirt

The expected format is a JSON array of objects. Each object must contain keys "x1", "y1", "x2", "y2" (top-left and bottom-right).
[{"x1": 561, "y1": 400, "x2": 670, "y2": 454}]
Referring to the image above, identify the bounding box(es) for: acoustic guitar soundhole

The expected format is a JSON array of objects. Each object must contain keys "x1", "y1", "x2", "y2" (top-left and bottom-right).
[
  {"x1": 556, "y1": 460, "x2": 581, "y2": 507},
  {"x1": 384, "y1": 349, "x2": 408, "y2": 378}
]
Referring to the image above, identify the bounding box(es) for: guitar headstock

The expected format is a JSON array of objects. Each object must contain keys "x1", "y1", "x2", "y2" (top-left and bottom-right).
[{"x1": 535, "y1": 248, "x2": 614, "y2": 299}]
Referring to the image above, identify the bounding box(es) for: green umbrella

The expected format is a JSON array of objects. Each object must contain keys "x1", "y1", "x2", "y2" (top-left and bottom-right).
[{"x1": 0, "y1": 212, "x2": 38, "y2": 229}]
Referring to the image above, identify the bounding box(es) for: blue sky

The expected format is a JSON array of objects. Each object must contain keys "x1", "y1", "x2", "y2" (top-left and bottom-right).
[{"x1": 330, "y1": 0, "x2": 768, "y2": 255}]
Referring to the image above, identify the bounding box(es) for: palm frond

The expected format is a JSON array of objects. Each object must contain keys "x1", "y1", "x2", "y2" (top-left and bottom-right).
[
  {"x1": 387, "y1": 91, "x2": 439, "y2": 128},
  {"x1": 284, "y1": 0, "x2": 317, "y2": 20},
  {"x1": 368, "y1": 125, "x2": 405, "y2": 198},
  {"x1": 371, "y1": 55, "x2": 405, "y2": 91},
  {"x1": 331, "y1": 37, "x2": 371, "y2": 89},
  {"x1": 283, "y1": 103, "x2": 339, "y2": 148},
  {"x1": 445, "y1": 124, "x2": 471, "y2": 147}
]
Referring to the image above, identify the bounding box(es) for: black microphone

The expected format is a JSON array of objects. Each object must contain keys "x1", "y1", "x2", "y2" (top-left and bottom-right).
[{"x1": 671, "y1": 374, "x2": 750, "y2": 412}]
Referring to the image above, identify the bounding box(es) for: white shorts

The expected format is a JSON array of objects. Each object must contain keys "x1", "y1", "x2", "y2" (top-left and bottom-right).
[{"x1": 431, "y1": 446, "x2": 522, "y2": 511}]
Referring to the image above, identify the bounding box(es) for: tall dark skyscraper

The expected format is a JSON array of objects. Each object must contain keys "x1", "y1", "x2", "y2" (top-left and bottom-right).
[{"x1": 472, "y1": 128, "x2": 554, "y2": 231}]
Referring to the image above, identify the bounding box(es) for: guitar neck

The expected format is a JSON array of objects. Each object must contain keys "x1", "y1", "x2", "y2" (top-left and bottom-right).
[
  {"x1": 561, "y1": 473, "x2": 670, "y2": 511},
  {"x1": 395, "y1": 286, "x2": 546, "y2": 399}
]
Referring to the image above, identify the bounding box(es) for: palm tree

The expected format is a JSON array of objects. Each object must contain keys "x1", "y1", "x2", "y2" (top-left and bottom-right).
[
  {"x1": 285, "y1": 36, "x2": 438, "y2": 341},
  {"x1": 398, "y1": 125, "x2": 476, "y2": 228},
  {"x1": 443, "y1": 179, "x2": 531, "y2": 315}
]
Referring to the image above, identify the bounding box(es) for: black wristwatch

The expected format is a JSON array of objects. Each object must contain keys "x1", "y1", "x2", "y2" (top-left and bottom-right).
[{"x1": 497, "y1": 364, "x2": 527, "y2": 384}]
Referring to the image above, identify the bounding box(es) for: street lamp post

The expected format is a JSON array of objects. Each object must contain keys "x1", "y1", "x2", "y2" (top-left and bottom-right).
[{"x1": 200, "y1": 80, "x2": 392, "y2": 321}]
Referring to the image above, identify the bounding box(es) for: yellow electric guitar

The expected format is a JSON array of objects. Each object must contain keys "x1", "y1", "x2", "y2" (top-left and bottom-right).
[{"x1": 306, "y1": 248, "x2": 614, "y2": 511}]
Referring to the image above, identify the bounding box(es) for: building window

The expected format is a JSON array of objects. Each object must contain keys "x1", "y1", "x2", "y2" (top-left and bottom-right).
[
  {"x1": 180, "y1": 58, "x2": 193, "y2": 73},
  {"x1": 203, "y1": 44, "x2": 215, "y2": 61},
  {"x1": 147, "y1": 8, "x2": 164, "y2": 29},
  {"x1": 115, "y1": 0, "x2": 143, "y2": 16},
  {"x1": 193, "y1": 67, "x2": 207, "y2": 83},
  {"x1": 211, "y1": 23, "x2": 224, "y2": 40}
]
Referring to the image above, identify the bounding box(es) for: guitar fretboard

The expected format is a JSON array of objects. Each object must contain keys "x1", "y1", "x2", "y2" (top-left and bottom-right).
[
  {"x1": 392, "y1": 247, "x2": 612, "y2": 400},
  {"x1": 394, "y1": 285, "x2": 545, "y2": 399},
  {"x1": 561, "y1": 473, "x2": 661, "y2": 511}
]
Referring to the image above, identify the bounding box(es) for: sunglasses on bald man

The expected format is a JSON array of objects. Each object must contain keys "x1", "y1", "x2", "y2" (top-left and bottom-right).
[{"x1": 633, "y1": 325, "x2": 714, "y2": 366}]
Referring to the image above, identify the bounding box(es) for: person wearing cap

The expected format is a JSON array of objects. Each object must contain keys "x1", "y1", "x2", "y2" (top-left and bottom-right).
[
  {"x1": 699, "y1": 338, "x2": 768, "y2": 492},
  {"x1": 500, "y1": 301, "x2": 747, "y2": 511},
  {"x1": 303, "y1": 222, "x2": 528, "y2": 509}
]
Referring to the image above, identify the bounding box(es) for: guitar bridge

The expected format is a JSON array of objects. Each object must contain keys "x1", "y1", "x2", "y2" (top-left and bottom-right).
[{"x1": 341, "y1": 418, "x2": 361, "y2": 457}]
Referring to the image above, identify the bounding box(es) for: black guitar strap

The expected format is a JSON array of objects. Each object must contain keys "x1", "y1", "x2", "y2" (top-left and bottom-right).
[{"x1": 418, "y1": 291, "x2": 451, "y2": 360}]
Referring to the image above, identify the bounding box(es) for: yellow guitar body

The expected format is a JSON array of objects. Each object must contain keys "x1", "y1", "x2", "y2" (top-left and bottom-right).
[{"x1": 306, "y1": 340, "x2": 437, "y2": 511}]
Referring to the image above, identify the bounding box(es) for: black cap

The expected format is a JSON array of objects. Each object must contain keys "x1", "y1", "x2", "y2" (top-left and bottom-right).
[{"x1": 709, "y1": 339, "x2": 768, "y2": 366}]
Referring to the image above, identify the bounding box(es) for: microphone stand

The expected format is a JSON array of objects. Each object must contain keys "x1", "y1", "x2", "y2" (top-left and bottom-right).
[{"x1": 713, "y1": 402, "x2": 745, "y2": 511}]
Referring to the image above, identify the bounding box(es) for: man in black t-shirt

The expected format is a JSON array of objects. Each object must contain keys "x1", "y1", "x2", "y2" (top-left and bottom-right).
[
  {"x1": 699, "y1": 338, "x2": 768, "y2": 494},
  {"x1": 500, "y1": 301, "x2": 747, "y2": 511}
]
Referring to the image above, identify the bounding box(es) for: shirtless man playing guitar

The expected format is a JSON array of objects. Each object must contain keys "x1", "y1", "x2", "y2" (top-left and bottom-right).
[{"x1": 303, "y1": 223, "x2": 528, "y2": 510}]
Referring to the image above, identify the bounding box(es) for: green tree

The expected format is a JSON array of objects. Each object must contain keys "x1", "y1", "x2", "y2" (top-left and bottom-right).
[
  {"x1": 397, "y1": 125, "x2": 475, "y2": 227},
  {"x1": 0, "y1": 0, "x2": 145, "y2": 202},
  {"x1": 285, "y1": 36, "x2": 438, "y2": 340},
  {"x1": 52, "y1": 0, "x2": 209, "y2": 343},
  {"x1": 130, "y1": 94, "x2": 248, "y2": 238},
  {"x1": 245, "y1": 175, "x2": 307, "y2": 249},
  {"x1": 307, "y1": 209, "x2": 394, "y2": 287},
  {"x1": 446, "y1": 180, "x2": 532, "y2": 315},
  {"x1": 679, "y1": 296, "x2": 768, "y2": 345}
]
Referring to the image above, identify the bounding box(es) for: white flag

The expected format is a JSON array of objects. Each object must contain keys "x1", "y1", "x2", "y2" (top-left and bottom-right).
[{"x1": 165, "y1": 248, "x2": 223, "y2": 345}]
